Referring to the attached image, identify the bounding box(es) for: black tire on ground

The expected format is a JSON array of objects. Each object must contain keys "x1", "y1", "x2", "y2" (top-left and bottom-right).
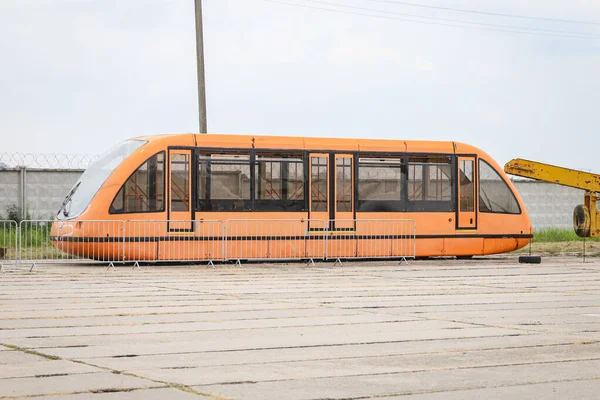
[{"x1": 519, "y1": 255, "x2": 542, "y2": 264}]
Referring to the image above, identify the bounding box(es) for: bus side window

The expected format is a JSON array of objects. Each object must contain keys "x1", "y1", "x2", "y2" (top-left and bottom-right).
[
  {"x1": 110, "y1": 152, "x2": 165, "y2": 214},
  {"x1": 356, "y1": 156, "x2": 404, "y2": 212},
  {"x1": 197, "y1": 153, "x2": 251, "y2": 212},
  {"x1": 170, "y1": 153, "x2": 190, "y2": 212},
  {"x1": 479, "y1": 160, "x2": 521, "y2": 214},
  {"x1": 407, "y1": 155, "x2": 452, "y2": 212},
  {"x1": 459, "y1": 159, "x2": 475, "y2": 212},
  {"x1": 255, "y1": 153, "x2": 305, "y2": 212}
]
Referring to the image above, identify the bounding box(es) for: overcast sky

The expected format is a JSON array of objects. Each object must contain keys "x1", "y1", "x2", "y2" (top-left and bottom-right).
[{"x1": 1, "y1": 0, "x2": 599, "y2": 171}]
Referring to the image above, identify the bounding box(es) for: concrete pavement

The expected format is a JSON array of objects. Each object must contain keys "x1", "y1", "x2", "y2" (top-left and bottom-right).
[{"x1": 1, "y1": 257, "x2": 600, "y2": 399}]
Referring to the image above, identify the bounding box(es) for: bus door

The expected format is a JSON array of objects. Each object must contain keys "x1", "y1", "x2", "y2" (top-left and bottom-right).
[
  {"x1": 457, "y1": 156, "x2": 476, "y2": 230},
  {"x1": 333, "y1": 155, "x2": 354, "y2": 230},
  {"x1": 308, "y1": 153, "x2": 355, "y2": 229},
  {"x1": 308, "y1": 154, "x2": 329, "y2": 230},
  {"x1": 168, "y1": 149, "x2": 193, "y2": 232},
  {"x1": 309, "y1": 153, "x2": 355, "y2": 258}
]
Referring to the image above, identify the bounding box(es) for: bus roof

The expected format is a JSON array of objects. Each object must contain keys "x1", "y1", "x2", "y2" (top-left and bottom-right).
[{"x1": 135, "y1": 133, "x2": 480, "y2": 155}]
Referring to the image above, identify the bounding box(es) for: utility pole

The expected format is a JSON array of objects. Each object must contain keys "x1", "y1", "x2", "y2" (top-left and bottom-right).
[{"x1": 194, "y1": 0, "x2": 208, "y2": 133}]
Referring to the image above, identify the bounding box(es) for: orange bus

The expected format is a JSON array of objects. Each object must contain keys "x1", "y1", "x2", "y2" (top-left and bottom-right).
[{"x1": 51, "y1": 133, "x2": 532, "y2": 261}]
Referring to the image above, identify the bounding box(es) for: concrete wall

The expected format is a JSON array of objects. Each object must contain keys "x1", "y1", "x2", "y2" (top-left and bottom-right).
[
  {"x1": 512, "y1": 180, "x2": 584, "y2": 231},
  {"x1": 0, "y1": 170, "x2": 20, "y2": 217},
  {"x1": 0, "y1": 169, "x2": 588, "y2": 230},
  {"x1": 0, "y1": 168, "x2": 82, "y2": 220}
]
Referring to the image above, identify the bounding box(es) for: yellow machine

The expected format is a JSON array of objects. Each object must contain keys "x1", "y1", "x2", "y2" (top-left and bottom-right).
[{"x1": 505, "y1": 159, "x2": 600, "y2": 238}]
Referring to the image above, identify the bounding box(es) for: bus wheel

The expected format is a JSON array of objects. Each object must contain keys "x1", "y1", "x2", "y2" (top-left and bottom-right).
[{"x1": 519, "y1": 255, "x2": 542, "y2": 264}]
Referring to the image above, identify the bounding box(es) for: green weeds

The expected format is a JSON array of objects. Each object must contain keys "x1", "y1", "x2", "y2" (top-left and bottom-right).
[{"x1": 533, "y1": 228, "x2": 600, "y2": 243}]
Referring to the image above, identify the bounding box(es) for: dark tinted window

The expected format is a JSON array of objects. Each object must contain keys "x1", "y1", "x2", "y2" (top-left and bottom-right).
[
  {"x1": 479, "y1": 160, "x2": 521, "y2": 214},
  {"x1": 110, "y1": 152, "x2": 165, "y2": 214},
  {"x1": 357, "y1": 157, "x2": 404, "y2": 212},
  {"x1": 459, "y1": 159, "x2": 475, "y2": 212},
  {"x1": 255, "y1": 154, "x2": 305, "y2": 212},
  {"x1": 408, "y1": 156, "x2": 452, "y2": 201},
  {"x1": 408, "y1": 156, "x2": 453, "y2": 211},
  {"x1": 336, "y1": 157, "x2": 352, "y2": 212},
  {"x1": 311, "y1": 157, "x2": 328, "y2": 212},
  {"x1": 197, "y1": 154, "x2": 252, "y2": 212},
  {"x1": 171, "y1": 153, "x2": 190, "y2": 212}
]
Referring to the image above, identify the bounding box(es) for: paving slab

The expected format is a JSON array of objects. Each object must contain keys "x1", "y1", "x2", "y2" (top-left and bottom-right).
[
  {"x1": 0, "y1": 349, "x2": 48, "y2": 364},
  {"x1": 0, "y1": 308, "x2": 365, "y2": 340},
  {"x1": 138, "y1": 343, "x2": 600, "y2": 386},
  {"x1": 396, "y1": 378, "x2": 600, "y2": 399},
  {"x1": 0, "y1": 304, "x2": 321, "y2": 330},
  {"x1": 0, "y1": 372, "x2": 161, "y2": 398},
  {"x1": 87, "y1": 333, "x2": 574, "y2": 372},
  {"x1": 32, "y1": 388, "x2": 209, "y2": 400},
  {"x1": 0, "y1": 359, "x2": 99, "y2": 379},
  {"x1": 38, "y1": 326, "x2": 521, "y2": 359},
  {"x1": 196, "y1": 358, "x2": 600, "y2": 399},
  {"x1": 3, "y1": 315, "x2": 416, "y2": 348}
]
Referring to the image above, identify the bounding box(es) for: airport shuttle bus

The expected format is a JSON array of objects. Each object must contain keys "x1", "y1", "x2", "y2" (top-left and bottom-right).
[{"x1": 51, "y1": 133, "x2": 532, "y2": 261}]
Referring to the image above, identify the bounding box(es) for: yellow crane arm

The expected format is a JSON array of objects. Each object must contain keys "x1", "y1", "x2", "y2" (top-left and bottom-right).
[{"x1": 504, "y1": 158, "x2": 600, "y2": 193}]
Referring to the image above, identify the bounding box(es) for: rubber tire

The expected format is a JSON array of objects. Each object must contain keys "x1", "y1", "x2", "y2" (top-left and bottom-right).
[
  {"x1": 519, "y1": 255, "x2": 542, "y2": 264},
  {"x1": 573, "y1": 204, "x2": 591, "y2": 238}
]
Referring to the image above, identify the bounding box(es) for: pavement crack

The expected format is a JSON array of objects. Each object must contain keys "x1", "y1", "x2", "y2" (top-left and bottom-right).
[{"x1": 2, "y1": 343, "x2": 61, "y2": 360}]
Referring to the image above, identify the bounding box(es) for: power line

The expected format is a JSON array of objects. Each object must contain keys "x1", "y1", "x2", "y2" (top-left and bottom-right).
[
  {"x1": 298, "y1": 0, "x2": 600, "y2": 38},
  {"x1": 362, "y1": 0, "x2": 600, "y2": 26},
  {"x1": 265, "y1": 0, "x2": 600, "y2": 39}
]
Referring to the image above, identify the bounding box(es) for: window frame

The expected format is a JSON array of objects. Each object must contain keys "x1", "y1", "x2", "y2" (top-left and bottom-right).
[
  {"x1": 192, "y1": 147, "x2": 467, "y2": 215},
  {"x1": 254, "y1": 152, "x2": 306, "y2": 212},
  {"x1": 478, "y1": 159, "x2": 522, "y2": 215},
  {"x1": 356, "y1": 155, "x2": 406, "y2": 213},
  {"x1": 335, "y1": 156, "x2": 353, "y2": 213},
  {"x1": 406, "y1": 154, "x2": 455, "y2": 213},
  {"x1": 108, "y1": 151, "x2": 166, "y2": 215},
  {"x1": 195, "y1": 149, "x2": 309, "y2": 213},
  {"x1": 459, "y1": 158, "x2": 475, "y2": 212},
  {"x1": 310, "y1": 155, "x2": 329, "y2": 213},
  {"x1": 197, "y1": 151, "x2": 253, "y2": 212}
]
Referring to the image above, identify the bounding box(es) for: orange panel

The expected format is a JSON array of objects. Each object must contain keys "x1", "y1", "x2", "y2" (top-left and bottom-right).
[
  {"x1": 356, "y1": 238, "x2": 391, "y2": 258},
  {"x1": 443, "y1": 237, "x2": 484, "y2": 257},
  {"x1": 124, "y1": 242, "x2": 157, "y2": 261},
  {"x1": 326, "y1": 234, "x2": 357, "y2": 259},
  {"x1": 157, "y1": 240, "x2": 218, "y2": 261},
  {"x1": 414, "y1": 238, "x2": 444, "y2": 257}
]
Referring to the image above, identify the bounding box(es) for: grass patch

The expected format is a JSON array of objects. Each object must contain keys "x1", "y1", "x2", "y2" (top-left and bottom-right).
[
  {"x1": 0, "y1": 226, "x2": 75, "y2": 260},
  {"x1": 0, "y1": 225, "x2": 52, "y2": 248},
  {"x1": 534, "y1": 228, "x2": 600, "y2": 243}
]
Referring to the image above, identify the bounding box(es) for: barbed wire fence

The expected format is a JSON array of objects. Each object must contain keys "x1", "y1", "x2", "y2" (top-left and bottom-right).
[{"x1": 0, "y1": 153, "x2": 99, "y2": 170}]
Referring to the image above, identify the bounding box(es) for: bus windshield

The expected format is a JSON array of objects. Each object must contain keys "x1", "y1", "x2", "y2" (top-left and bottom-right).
[{"x1": 57, "y1": 140, "x2": 147, "y2": 219}]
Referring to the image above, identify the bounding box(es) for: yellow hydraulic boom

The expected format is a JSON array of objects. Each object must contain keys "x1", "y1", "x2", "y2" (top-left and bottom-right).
[{"x1": 505, "y1": 158, "x2": 600, "y2": 238}]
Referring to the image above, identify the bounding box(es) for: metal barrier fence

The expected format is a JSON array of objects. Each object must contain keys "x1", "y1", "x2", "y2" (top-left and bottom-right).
[
  {"x1": 326, "y1": 219, "x2": 417, "y2": 265},
  {"x1": 123, "y1": 220, "x2": 224, "y2": 266},
  {"x1": 20, "y1": 220, "x2": 124, "y2": 270},
  {"x1": 0, "y1": 220, "x2": 18, "y2": 272},
  {"x1": 225, "y1": 219, "x2": 327, "y2": 265},
  {"x1": 7, "y1": 218, "x2": 417, "y2": 269}
]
